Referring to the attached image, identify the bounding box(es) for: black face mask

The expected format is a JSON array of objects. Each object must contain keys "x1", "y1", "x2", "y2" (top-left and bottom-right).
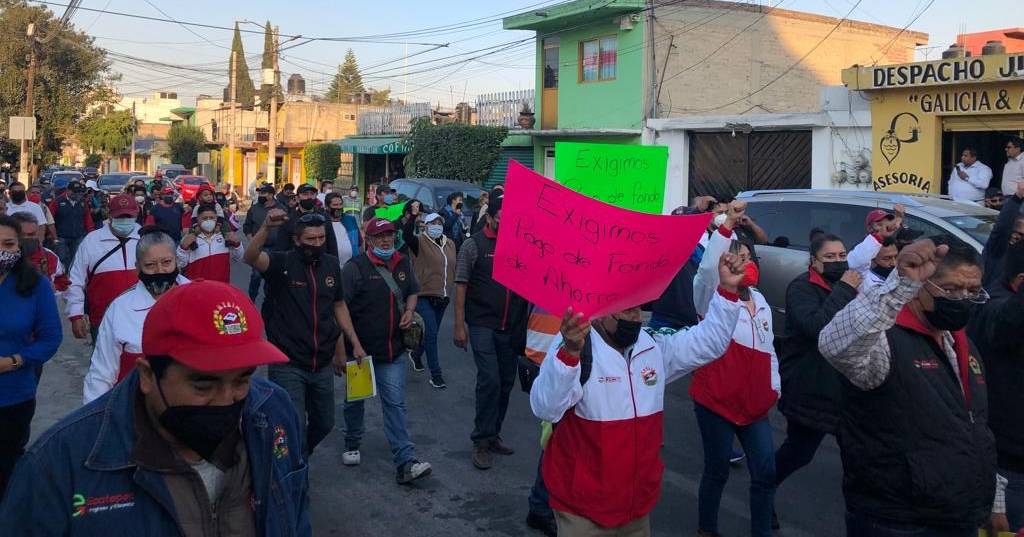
[
  {"x1": 162, "y1": 195, "x2": 175, "y2": 204},
  {"x1": 923, "y1": 297, "x2": 974, "y2": 331},
  {"x1": 156, "y1": 380, "x2": 244, "y2": 461},
  {"x1": 299, "y1": 243, "x2": 322, "y2": 264},
  {"x1": 139, "y1": 269, "x2": 178, "y2": 296},
  {"x1": 20, "y1": 238, "x2": 39, "y2": 257},
  {"x1": 819, "y1": 260, "x2": 848, "y2": 283},
  {"x1": 70, "y1": 190, "x2": 84, "y2": 200},
  {"x1": 871, "y1": 265, "x2": 894, "y2": 280},
  {"x1": 329, "y1": 208, "x2": 343, "y2": 220},
  {"x1": 609, "y1": 318, "x2": 643, "y2": 348},
  {"x1": 299, "y1": 198, "x2": 316, "y2": 211},
  {"x1": 9, "y1": 191, "x2": 25, "y2": 203}
]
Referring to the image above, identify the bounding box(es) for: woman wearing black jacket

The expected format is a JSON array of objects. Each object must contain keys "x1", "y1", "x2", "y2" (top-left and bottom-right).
[{"x1": 774, "y1": 233, "x2": 860, "y2": 525}]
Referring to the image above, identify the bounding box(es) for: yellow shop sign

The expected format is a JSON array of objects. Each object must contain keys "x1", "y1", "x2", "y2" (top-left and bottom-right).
[{"x1": 844, "y1": 53, "x2": 1024, "y2": 90}]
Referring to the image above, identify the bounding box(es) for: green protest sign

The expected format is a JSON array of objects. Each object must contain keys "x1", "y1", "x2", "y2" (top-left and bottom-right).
[
  {"x1": 375, "y1": 204, "x2": 405, "y2": 221},
  {"x1": 554, "y1": 142, "x2": 668, "y2": 214}
]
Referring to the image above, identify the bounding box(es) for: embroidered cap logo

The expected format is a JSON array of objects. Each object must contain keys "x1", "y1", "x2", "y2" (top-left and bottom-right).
[{"x1": 213, "y1": 302, "x2": 248, "y2": 336}]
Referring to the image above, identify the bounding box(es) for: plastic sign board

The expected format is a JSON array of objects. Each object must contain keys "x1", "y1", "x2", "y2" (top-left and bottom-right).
[{"x1": 554, "y1": 142, "x2": 668, "y2": 214}]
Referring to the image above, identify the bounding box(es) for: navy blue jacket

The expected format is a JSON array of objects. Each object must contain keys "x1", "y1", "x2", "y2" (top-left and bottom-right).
[{"x1": 0, "y1": 370, "x2": 312, "y2": 536}]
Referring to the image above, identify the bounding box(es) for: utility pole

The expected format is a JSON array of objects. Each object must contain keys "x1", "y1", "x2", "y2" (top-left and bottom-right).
[
  {"x1": 18, "y1": 23, "x2": 36, "y2": 183},
  {"x1": 265, "y1": 25, "x2": 280, "y2": 186},
  {"x1": 229, "y1": 50, "x2": 238, "y2": 192},
  {"x1": 129, "y1": 101, "x2": 137, "y2": 171}
]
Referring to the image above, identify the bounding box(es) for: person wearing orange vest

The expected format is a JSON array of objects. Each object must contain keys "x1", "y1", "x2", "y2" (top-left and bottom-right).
[{"x1": 83, "y1": 228, "x2": 188, "y2": 403}]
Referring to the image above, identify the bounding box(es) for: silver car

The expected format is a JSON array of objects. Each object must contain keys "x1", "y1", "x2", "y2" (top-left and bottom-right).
[{"x1": 736, "y1": 189, "x2": 998, "y2": 334}]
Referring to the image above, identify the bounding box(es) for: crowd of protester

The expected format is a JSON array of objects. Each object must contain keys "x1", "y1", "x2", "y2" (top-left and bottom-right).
[{"x1": 0, "y1": 169, "x2": 1020, "y2": 537}]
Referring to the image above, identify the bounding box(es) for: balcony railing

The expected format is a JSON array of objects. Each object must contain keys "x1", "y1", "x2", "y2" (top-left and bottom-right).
[
  {"x1": 476, "y1": 89, "x2": 534, "y2": 129},
  {"x1": 357, "y1": 103, "x2": 432, "y2": 135}
]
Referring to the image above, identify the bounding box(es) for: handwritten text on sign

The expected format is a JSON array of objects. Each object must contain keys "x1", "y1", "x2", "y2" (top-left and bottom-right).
[
  {"x1": 493, "y1": 160, "x2": 711, "y2": 319},
  {"x1": 554, "y1": 142, "x2": 669, "y2": 214}
]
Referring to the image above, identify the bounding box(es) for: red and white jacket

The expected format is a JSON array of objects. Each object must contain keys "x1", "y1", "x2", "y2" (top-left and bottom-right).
[
  {"x1": 691, "y1": 226, "x2": 780, "y2": 426},
  {"x1": 82, "y1": 275, "x2": 190, "y2": 403},
  {"x1": 530, "y1": 290, "x2": 741, "y2": 528},
  {"x1": 28, "y1": 246, "x2": 69, "y2": 293},
  {"x1": 66, "y1": 224, "x2": 140, "y2": 323},
  {"x1": 175, "y1": 232, "x2": 243, "y2": 283}
]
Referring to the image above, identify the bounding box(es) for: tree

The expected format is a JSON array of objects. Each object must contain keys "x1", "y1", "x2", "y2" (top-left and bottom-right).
[
  {"x1": 258, "y1": 21, "x2": 282, "y2": 111},
  {"x1": 302, "y1": 143, "x2": 340, "y2": 184},
  {"x1": 369, "y1": 88, "x2": 392, "y2": 106},
  {"x1": 83, "y1": 153, "x2": 102, "y2": 168},
  {"x1": 326, "y1": 49, "x2": 365, "y2": 104},
  {"x1": 227, "y1": 22, "x2": 256, "y2": 108},
  {"x1": 167, "y1": 124, "x2": 206, "y2": 169},
  {"x1": 0, "y1": 1, "x2": 110, "y2": 168},
  {"x1": 403, "y1": 118, "x2": 507, "y2": 183},
  {"x1": 76, "y1": 110, "x2": 133, "y2": 156}
]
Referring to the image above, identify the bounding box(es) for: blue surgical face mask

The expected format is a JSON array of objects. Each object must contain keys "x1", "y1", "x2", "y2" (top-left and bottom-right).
[
  {"x1": 372, "y1": 246, "x2": 395, "y2": 260},
  {"x1": 383, "y1": 194, "x2": 395, "y2": 205},
  {"x1": 425, "y1": 224, "x2": 444, "y2": 239},
  {"x1": 110, "y1": 218, "x2": 135, "y2": 238}
]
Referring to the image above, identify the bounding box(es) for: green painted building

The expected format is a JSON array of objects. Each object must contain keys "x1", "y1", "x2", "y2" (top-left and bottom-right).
[{"x1": 503, "y1": 0, "x2": 647, "y2": 177}]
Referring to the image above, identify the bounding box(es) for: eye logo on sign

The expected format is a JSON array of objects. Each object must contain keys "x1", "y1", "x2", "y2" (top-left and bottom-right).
[{"x1": 880, "y1": 112, "x2": 921, "y2": 165}]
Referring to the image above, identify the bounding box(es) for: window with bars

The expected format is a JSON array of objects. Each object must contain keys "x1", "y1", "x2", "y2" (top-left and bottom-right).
[{"x1": 579, "y1": 36, "x2": 617, "y2": 82}]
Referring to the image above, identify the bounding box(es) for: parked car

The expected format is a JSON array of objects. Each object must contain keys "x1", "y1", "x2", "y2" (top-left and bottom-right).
[
  {"x1": 126, "y1": 171, "x2": 148, "y2": 177},
  {"x1": 97, "y1": 173, "x2": 133, "y2": 195},
  {"x1": 736, "y1": 189, "x2": 997, "y2": 334},
  {"x1": 386, "y1": 177, "x2": 486, "y2": 230},
  {"x1": 174, "y1": 175, "x2": 209, "y2": 202},
  {"x1": 156, "y1": 164, "x2": 188, "y2": 181},
  {"x1": 51, "y1": 171, "x2": 85, "y2": 191}
]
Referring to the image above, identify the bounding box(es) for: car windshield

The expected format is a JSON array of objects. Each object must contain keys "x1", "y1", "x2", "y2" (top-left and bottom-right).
[
  {"x1": 163, "y1": 169, "x2": 185, "y2": 179},
  {"x1": 184, "y1": 176, "x2": 207, "y2": 186},
  {"x1": 942, "y1": 214, "x2": 997, "y2": 245},
  {"x1": 98, "y1": 174, "x2": 130, "y2": 186}
]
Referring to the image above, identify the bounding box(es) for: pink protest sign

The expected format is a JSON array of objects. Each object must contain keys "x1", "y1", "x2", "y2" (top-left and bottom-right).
[{"x1": 493, "y1": 160, "x2": 713, "y2": 319}]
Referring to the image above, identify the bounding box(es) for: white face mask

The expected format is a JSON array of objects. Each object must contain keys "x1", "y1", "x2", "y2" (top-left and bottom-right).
[
  {"x1": 134, "y1": 195, "x2": 145, "y2": 203},
  {"x1": 199, "y1": 219, "x2": 217, "y2": 233},
  {"x1": 713, "y1": 213, "x2": 728, "y2": 227},
  {"x1": 425, "y1": 224, "x2": 444, "y2": 239}
]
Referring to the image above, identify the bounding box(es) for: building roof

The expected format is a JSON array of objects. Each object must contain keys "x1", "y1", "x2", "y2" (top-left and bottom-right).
[{"x1": 503, "y1": 0, "x2": 644, "y2": 31}]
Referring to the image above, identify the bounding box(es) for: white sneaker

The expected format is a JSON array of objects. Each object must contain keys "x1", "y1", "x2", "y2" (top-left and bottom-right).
[{"x1": 342, "y1": 450, "x2": 361, "y2": 466}]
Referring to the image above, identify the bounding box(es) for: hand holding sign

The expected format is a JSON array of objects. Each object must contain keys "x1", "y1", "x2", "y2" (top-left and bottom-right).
[{"x1": 493, "y1": 161, "x2": 712, "y2": 318}]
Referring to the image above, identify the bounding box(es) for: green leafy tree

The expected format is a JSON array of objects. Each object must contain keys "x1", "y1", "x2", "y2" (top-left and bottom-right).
[
  {"x1": 167, "y1": 124, "x2": 206, "y2": 169},
  {"x1": 403, "y1": 118, "x2": 507, "y2": 183},
  {"x1": 369, "y1": 88, "x2": 391, "y2": 106},
  {"x1": 227, "y1": 23, "x2": 256, "y2": 108},
  {"x1": 302, "y1": 142, "x2": 340, "y2": 183},
  {"x1": 326, "y1": 49, "x2": 365, "y2": 104},
  {"x1": 83, "y1": 153, "x2": 102, "y2": 168},
  {"x1": 76, "y1": 110, "x2": 133, "y2": 156},
  {"x1": 0, "y1": 0, "x2": 111, "y2": 168},
  {"x1": 258, "y1": 21, "x2": 282, "y2": 111}
]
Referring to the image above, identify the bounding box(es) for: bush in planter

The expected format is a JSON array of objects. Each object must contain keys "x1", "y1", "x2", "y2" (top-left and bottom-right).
[
  {"x1": 403, "y1": 118, "x2": 508, "y2": 183},
  {"x1": 303, "y1": 143, "x2": 341, "y2": 184}
]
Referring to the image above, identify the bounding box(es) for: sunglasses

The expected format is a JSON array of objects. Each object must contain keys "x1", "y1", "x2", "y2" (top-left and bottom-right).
[{"x1": 298, "y1": 213, "x2": 326, "y2": 225}]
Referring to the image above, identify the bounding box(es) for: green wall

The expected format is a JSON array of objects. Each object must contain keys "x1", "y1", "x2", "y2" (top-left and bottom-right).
[{"x1": 534, "y1": 18, "x2": 645, "y2": 130}]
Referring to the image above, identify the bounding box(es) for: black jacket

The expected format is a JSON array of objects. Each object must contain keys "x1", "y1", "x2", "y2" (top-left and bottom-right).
[
  {"x1": 968, "y1": 282, "x2": 1024, "y2": 473},
  {"x1": 464, "y1": 231, "x2": 527, "y2": 332},
  {"x1": 840, "y1": 325, "x2": 995, "y2": 528},
  {"x1": 261, "y1": 250, "x2": 344, "y2": 371},
  {"x1": 778, "y1": 271, "x2": 857, "y2": 433},
  {"x1": 342, "y1": 253, "x2": 419, "y2": 363},
  {"x1": 273, "y1": 207, "x2": 339, "y2": 258},
  {"x1": 982, "y1": 193, "x2": 1023, "y2": 289},
  {"x1": 648, "y1": 259, "x2": 700, "y2": 328}
]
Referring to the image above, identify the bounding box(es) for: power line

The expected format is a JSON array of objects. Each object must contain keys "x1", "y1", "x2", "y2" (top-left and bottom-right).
[
  {"x1": 871, "y1": 0, "x2": 935, "y2": 65},
  {"x1": 140, "y1": 0, "x2": 228, "y2": 50}
]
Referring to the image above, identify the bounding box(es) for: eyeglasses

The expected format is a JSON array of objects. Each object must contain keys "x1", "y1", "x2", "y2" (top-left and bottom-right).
[
  {"x1": 925, "y1": 280, "x2": 989, "y2": 303},
  {"x1": 298, "y1": 213, "x2": 326, "y2": 225}
]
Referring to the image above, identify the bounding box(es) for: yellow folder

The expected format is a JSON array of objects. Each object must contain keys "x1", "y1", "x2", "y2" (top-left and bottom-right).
[{"x1": 345, "y1": 359, "x2": 377, "y2": 402}]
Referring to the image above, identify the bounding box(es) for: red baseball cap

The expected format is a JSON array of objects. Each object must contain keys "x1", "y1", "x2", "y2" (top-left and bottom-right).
[
  {"x1": 864, "y1": 209, "x2": 895, "y2": 228},
  {"x1": 365, "y1": 217, "x2": 396, "y2": 236},
  {"x1": 197, "y1": 183, "x2": 215, "y2": 194},
  {"x1": 108, "y1": 193, "x2": 140, "y2": 218},
  {"x1": 142, "y1": 280, "x2": 288, "y2": 372}
]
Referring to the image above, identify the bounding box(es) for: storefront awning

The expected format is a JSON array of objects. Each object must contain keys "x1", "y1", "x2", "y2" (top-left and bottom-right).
[{"x1": 334, "y1": 136, "x2": 409, "y2": 154}]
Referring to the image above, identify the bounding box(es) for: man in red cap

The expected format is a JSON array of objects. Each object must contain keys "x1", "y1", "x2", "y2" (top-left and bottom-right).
[
  {"x1": 0, "y1": 280, "x2": 310, "y2": 535},
  {"x1": 337, "y1": 217, "x2": 432, "y2": 484},
  {"x1": 66, "y1": 193, "x2": 141, "y2": 342}
]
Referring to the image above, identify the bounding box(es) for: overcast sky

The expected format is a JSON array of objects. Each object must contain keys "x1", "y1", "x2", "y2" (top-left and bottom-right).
[{"x1": 60, "y1": 0, "x2": 1015, "y2": 107}]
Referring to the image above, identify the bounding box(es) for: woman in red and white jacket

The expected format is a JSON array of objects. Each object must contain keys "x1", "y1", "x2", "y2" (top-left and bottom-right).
[
  {"x1": 530, "y1": 253, "x2": 746, "y2": 536},
  {"x1": 82, "y1": 228, "x2": 188, "y2": 403},
  {"x1": 691, "y1": 200, "x2": 780, "y2": 537}
]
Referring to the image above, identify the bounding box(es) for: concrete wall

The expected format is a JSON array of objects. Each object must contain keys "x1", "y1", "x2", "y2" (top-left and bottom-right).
[{"x1": 653, "y1": 1, "x2": 926, "y2": 116}]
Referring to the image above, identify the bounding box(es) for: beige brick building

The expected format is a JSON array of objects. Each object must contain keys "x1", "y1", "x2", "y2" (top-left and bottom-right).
[{"x1": 653, "y1": 1, "x2": 927, "y2": 116}]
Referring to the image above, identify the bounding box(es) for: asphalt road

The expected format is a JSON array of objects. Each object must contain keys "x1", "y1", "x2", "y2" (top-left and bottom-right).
[{"x1": 32, "y1": 259, "x2": 845, "y2": 536}]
